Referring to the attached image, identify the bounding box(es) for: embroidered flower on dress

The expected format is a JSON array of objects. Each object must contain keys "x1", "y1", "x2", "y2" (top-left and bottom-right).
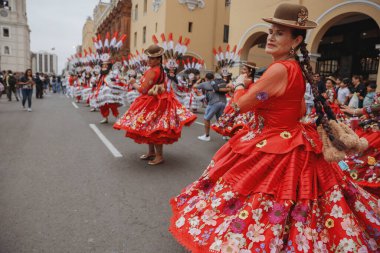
[
  {"x1": 209, "y1": 238, "x2": 222, "y2": 251},
  {"x1": 291, "y1": 204, "x2": 309, "y2": 223},
  {"x1": 256, "y1": 91, "x2": 269, "y2": 101},
  {"x1": 230, "y1": 218, "x2": 246, "y2": 233},
  {"x1": 329, "y1": 190, "x2": 343, "y2": 203},
  {"x1": 189, "y1": 227, "x2": 201, "y2": 236},
  {"x1": 252, "y1": 208, "x2": 263, "y2": 222},
  {"x1": 246, "y1": 224, "x2": 265, "y2": 243},
  {"x1": 313, "y1": 241, "x2": 328, "y2": 253},
  {"x1": 337, "y1": 238, "x2": 355, "y2": 252},
  {"x1": 350, "y1": 170, "x2": 358, "y2": 180},
  {"x1": 280, "y1": 131, "x2": 292, "y2": 139},
  {"x1": 189, "y1": 216, "x2": 200, "y2": 227},
  {"x1": 222, "y1": 191, "x2": 234, "y2": 201},
  {"x1": 201, "y1": 209, "x2": 218, "y2": 226},
  {"x1": 354, "y1": 200, "x2": 366, "y2": 212},
  {"x1": 196, "y1": 200, "x2": 207, "y2": 211},
  {"x1": 223, "y1": 198, "x2": 243, "y2": 215},
  {"x1": 341, "y1": 217, "x2": 360, "y2": 236},
  {"x1": 211, "y1": 198, "x2": 222, "y2": 208},
  {"x1": 199, "y1": 179, "x2": 214, "y2": 193},
  {"x1": 330, "y1": 204, "x2": 343, "y2": 218},
  {"x1": 269, "y1": 237, "x2": 284, "y2": 253},
  {"x1": 241, "y1": 131, "x2": 255, "y2": 142},
  {"x1": 256, "y1": 140, "x2": 267, "y2": 148},
  {"x1": 271, "y1": 224, "x2": 283, "y2": 236},
  {"x1": 295, "y1": 234, "x2": 310, "y2": 252},
  {"x1": 358, "y1": 245, "x2": 369, "y2": 253},
  {"x1": 239, "y1": 210, "x2": 249, "y2": 220},
  {"x1": 268, "y1": 203, "x2": 287, "y2": 224},
  {"x1": 220, "y1": 239, "x2": 240, "y2": 253},
  {"x1": 175, "y1": 216, "x2": 185, "y2": 228},
  {"x1": 368, "y1": 156, "x2": 376, "y2": 165},
  {"x1": 325, "y1": 218, "x2": 334, "y2": 228}
]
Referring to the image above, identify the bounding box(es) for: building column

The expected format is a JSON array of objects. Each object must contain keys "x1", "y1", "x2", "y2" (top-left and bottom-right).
[
  {"x1": 41, "y1": 53, "x2": 45, "y2": 73},
  {"x1": 309, "y1": 53, "x2": 321, "y2": 73}
]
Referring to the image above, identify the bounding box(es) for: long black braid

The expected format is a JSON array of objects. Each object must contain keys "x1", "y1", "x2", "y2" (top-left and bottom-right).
[
  {"x1": 292, "y1": 29, "x2": 347, "y2": 151},
  {"x1": 157, "y1": 56, "x2": 166, "y2": 84}
]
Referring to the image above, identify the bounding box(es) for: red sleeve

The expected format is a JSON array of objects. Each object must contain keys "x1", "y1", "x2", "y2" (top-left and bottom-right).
[
  {"x1": 138, "y1": 69, "x2": 156, "y2": 94},
  {"x1": 235, "y1": 63, "x2": 288, "y2": 113}
]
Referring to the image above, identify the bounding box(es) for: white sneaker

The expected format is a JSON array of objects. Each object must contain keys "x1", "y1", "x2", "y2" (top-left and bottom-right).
[
  {"x1": 27, "y1": 108, "x2": 32, "y2": 112},
  {"x1": 100, "y1": 118, "x2": 108, "y2": 124},
  {"x1": 198, "y1": 134, "x2": 211, "y2": 141}
]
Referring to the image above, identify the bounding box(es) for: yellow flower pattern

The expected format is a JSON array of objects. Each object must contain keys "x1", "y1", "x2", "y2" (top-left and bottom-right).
[
  {"x1": 280, "y1": 131, "x2": 292, "y2": 139},
  {"x1": 256, "y1": 140, "x2": 267, "y2": 148}
]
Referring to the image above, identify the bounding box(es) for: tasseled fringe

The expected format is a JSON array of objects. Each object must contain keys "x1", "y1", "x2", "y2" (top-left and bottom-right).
[
  {"x1": 148, "y1": 84, "x2": 165, "y2": 96},
  {"x1": 317, "y1": 120, "x2": 368, "y2": 162}
]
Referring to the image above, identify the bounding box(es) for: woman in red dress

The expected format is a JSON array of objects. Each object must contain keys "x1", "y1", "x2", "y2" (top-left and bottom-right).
[
  {"x1": 170, "y1": 3, "x2": 378, "y2": 252},
  {"x1": 341, "y1": 97, "x2": 380, "y2": 197},
  {"x1": 114, "y1": 45, "x2": 196, "y2": 165}
]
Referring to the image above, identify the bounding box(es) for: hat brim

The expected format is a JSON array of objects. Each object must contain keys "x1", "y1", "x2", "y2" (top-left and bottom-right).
[
  {"x1": 262, "y1": 17, "x2": 317, "y2": 29},
  {"x1": 326, "y1": 77, "x2": 336, "y2": 84},
  {"x1": 144, "y1": 48, "x2": 165, "y2": 58},
  {"x1": 242, "y1": 63, "x2": 258, "y2": 69}
]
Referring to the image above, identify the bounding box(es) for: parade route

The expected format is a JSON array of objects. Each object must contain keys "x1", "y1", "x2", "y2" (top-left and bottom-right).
[{"x1": 0, "y1": 94, "x2": 225, "y2": 253}]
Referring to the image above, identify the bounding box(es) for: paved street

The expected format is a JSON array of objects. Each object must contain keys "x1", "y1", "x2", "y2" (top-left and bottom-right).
[{"x1": 0, "y1": 94, "x2": 226, "y2": 253}]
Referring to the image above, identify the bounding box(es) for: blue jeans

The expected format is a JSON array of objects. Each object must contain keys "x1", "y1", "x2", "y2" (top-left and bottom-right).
[
  {"x1": 22, "y1": 89, "x2": 33, "y2": 108},
  {"x1": 204, "y1": 101, "x2": 226, "y2": 121}
]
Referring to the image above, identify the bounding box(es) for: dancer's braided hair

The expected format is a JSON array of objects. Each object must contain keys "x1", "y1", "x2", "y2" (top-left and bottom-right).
[{"x1": 292, "y1": 29, "x2": 347, "y2": 151}]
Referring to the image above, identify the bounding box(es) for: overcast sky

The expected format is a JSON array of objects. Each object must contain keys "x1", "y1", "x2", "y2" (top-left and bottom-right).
[{"x1": 27, "y1": 0, "x2": 103, "y2": 73}]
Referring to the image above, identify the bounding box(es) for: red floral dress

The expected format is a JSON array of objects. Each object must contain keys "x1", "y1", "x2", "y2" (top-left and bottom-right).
[
  {"x1": 212, "y1": 83, "x2": 255, "y2": 137},
  {"x1": 170, "y1": 60, "x2": 380, "y2": 253},
  {"x1": 114, "y1": 66, "x2": 197, "y2": 144},
  {"x1": 340, "y1": 101, "x2": 380, "y2": 197}
]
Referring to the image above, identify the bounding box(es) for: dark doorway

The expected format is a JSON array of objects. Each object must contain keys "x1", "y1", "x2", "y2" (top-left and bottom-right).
[{"x1": 316, "y1": 15, "x2": 379, "y2": 81}]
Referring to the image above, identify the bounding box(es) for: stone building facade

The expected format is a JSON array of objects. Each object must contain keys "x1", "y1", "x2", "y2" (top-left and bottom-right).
[
  {"x1": 0, "y1": 0, "x2": 31, "y2": 72},
  {"x1": 82, "y1": 16, "x2": 95, "y2": 54},
  {"x1": 96, "y1": 0, "x2": 132, "y2": 58},
  {"x1": 130, "y1": 0, "x2": 230, "y2": 71}
]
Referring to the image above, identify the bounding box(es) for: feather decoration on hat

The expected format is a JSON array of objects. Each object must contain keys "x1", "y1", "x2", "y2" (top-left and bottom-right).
[
  {"x1": 152, "y1": 33, "x2": 191, "y2": 69},
  {"x1": 183, "y1": 58, "x2": 204, "y2": 74},
  {"x1": 173, "y1": 35, "x2": 182, "y2": 58},
  {"x1": 160, "y1": 33, "x2": 168, "y2": 51},
  {"x1": 104, "y1": 32, "x2": 110, "y2": 52},
  {"x1": 91, "y1": 32, "x2": 126, "y2": 65},
  {"x1": 110, "y1": 32, "x2": 118, "y2": 48},
  {"x1": 152, "y1": 34, "x2": 159, "y2": 45},
  {"x1": 214, "y1": 44, "x2": 241, "y2": 70}
]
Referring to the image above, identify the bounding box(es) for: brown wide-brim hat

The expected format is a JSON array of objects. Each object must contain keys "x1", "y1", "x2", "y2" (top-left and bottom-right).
[
  {"x1": 242, "y1": 62, "x2": 257, "y2": 69},
  {"x1": 263, "y1": 3, "x2": 317, "y2": 29},
  {"x1": 144, "y1": 44, "x2": 165, "y2": 58},
  {"x1": 326, "y1": 76, "x2": 337, "y2": 84}
]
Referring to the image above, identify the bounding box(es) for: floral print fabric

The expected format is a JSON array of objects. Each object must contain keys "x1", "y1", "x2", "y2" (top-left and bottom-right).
[
  {"x1": 170, "y1": 163, "x2": 380, "y2": 252},
  {"x1": 114, "y1": 92, "x2": 197, "y2": 144}
]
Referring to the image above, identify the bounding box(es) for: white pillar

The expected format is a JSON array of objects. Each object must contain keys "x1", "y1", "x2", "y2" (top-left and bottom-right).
[{"x1": 309, "y1": 53, "x2": 321, "y2": 73}]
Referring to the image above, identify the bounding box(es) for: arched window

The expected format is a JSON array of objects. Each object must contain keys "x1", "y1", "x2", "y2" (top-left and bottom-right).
[{"x1": 4, "y1": 46, "x2": 10, "y2": 55}]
